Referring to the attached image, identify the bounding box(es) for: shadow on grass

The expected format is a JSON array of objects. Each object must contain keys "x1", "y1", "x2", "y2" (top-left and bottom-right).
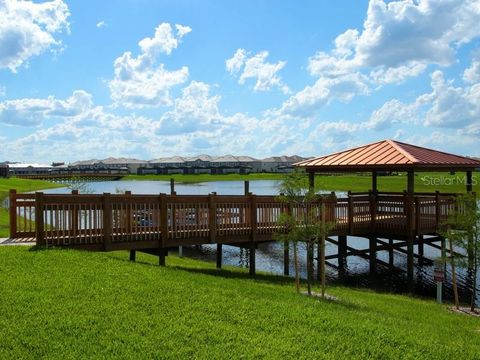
[{"x1": 170, "y1": 265, "x2": 293, "y2": 286}]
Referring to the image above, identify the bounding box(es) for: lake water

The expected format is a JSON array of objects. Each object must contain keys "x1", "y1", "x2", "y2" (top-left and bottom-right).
[{"x1": 43, "y1": 180, "x2": 479, "y2": 304}]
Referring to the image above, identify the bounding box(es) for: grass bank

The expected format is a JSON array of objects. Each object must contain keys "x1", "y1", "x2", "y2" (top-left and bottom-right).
[
  {"x1": 124, "y1": 172, "x2": 480, "y2": 193},
  {"x1": 0, "y1": 246, "x2": 478, "y2": 359},
  {"x1": 0, "y1": 178, "x2": 60, "y2": 237}
]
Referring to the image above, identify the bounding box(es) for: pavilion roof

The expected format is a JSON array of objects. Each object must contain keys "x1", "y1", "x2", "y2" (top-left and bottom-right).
[{"x1": 294, "y1": 140, "x2": 480, "y2": 172}]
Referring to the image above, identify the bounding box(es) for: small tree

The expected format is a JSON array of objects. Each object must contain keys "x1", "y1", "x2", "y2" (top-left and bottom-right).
[
  {"x1": 440, "y1": 193, "x2": 479, "y2": 311},
  {"x1": 67, "y1": 176, "x2": 93, "y2": 194},
  {"x1": 276, "y1": 171, "x2": 333, "y2": 297}
]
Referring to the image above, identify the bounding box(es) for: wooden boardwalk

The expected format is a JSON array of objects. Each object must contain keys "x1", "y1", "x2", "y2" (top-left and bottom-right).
[{"x1": 10, "y1": 190, "x2": 455, "y2": 248}]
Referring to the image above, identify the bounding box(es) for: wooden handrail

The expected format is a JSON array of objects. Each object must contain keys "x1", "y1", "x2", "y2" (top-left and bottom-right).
[{"x1": 13, "y1": 190, "x2": 460, "y2": 246}]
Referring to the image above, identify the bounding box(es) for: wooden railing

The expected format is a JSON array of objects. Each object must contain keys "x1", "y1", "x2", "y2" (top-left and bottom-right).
[{"x1": 9, "y1": 190, "x2": 458, "y2": 247}]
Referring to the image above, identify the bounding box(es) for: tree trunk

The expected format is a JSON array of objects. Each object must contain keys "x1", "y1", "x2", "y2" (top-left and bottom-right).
[
  {"x1": 321, "y1": 202, "x2": 326, "y2": 298},
  {"x1": 307, "y1": 239, "x2": 313, "y2": 296},
  {"x1": 293, "y1": 241, "x2": 300, "y2": 293},
  {"x1": 471, "y1": 243, "x2": 477, "y2": 312},
  {"x1": 320, "y1": 234, "x2": 326, "y2": 298},
  {"x1": 449, "y1": 239, "x2": 460, "y2": 309}
]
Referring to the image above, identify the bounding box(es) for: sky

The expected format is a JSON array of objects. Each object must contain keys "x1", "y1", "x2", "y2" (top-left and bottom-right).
[{"x1": 0, "y1": 0, "x2": 480, "y2": 163}]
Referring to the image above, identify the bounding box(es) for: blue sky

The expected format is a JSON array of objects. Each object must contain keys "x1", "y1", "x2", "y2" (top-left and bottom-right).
[{"x1": 0, "y1": 0, "x2": 480, "y2": 163}]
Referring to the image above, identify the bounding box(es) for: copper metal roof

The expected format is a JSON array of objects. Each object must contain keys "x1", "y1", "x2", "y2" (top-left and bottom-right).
[{"x1": 295, "y1": 140, "x2": 480, "y2": 172}]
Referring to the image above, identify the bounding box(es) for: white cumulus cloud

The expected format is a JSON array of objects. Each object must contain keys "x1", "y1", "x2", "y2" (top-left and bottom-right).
[
  {"x1": 309, "y1": 0, "x2": 480, "y2": 85},
  {"x1": 0, "y1": 90, "x2": 93, "y2": 126},
  {"x1": 226, "y1": 49, "x2": 289, "y2": 94},
  {"x1": 0, "y1": 0, "x2": 70, "y2": 72},
  {"x1": 109, "y1": 23, "x2": 191, "y2": 108}
]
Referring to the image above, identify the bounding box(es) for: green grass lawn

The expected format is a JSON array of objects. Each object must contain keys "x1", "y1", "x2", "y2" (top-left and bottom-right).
[
  {"x1": 0, "y1": 178, "x2": 61, "y2": 238},
  {"x1": 0, "y1": 246, "x2": 478, "y2": 359}
]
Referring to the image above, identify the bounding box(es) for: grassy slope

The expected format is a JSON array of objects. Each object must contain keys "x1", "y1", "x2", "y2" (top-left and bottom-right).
[
  {"x1": 0, "y1": 247, "x2": 478, "y2": 359},
  {"x1": 0, "y1": 178, "x2": 60, "y2": 237},
  {"x1": 124, "y1": 172, "x2": 480, "y2": 193}
]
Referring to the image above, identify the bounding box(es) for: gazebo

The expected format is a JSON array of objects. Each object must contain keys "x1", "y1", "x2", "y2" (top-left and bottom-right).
[
  {"x1": 294, "y1": 139, "x2": 480, "y2": 288},
  {"x1": 295, "y1": 139, "x2": 480, "y2": 193}
]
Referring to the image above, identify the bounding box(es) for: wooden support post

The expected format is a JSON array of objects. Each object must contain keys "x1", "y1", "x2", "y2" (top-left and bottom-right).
[
  {"x1": 250, "y1": 194, "x2": 257, "y2": 242},
  {"x1": 338, "y1": 235, "x2": 347, "y2": 278},
  {"x1": 9, "y1": 189, "x2": 17, "y2": 239},
  {"x1": 70, "y1": 190, "x2": 79, "y2": 239},
  {"x1": 170, "y1": 178, "x2": 175, "y2": 195},
  {"x1": 347, "y1": 191, "x2": 353, "y2": 234},
  {"x1": 103, "y1": 193, "x2": 112, "y2": 251},
  {"x1": 388, "y1": 238, "x2": 394, "y2": 267},
  {"x1": 129, "y1": 250, "x2": 136, "y2": 261},
  {"x1": 34, "y1": 192, "x2": 45, "y2": 246},
  {"x1": 209, "y1": 193, "x2": 217, "y2": 243},
  {"x1": 418, "y1": 234, "x2": 424, "y2": 265},
  {"x1": 407, "y1": 236, "x2": 414, "y2": 290},
  {"x1": 338, "y1": 235, "x2": 348, "y2": 277},
  {"x1": 159, "y1": 248, "x2": 166, "y2": 266},
  {"x1": 372, "y1": 171, "x2": 378, "y2": 193},
  {"x1": 283, "y1": 240, "x2": 289, "y2": 276},
  {"x1": 407, "y1": 170, "x2": 415, "y2": 194},
  {"x1": 160, "y1": 193, "x2": 168, "y2": 247},
  {"x1": 369, "y1": 191, "x2": 377, "y2": 232},
  {"x1": 216, "y1": 243, "x2": 222, "y2": 269},
  {"x1": 244, "y1": 180, "x2": 250, "y2": 195},
  {"x1": 466, "y1": 170, "x2": 473, "y2": 192},
  {"x1": 249, "y1": 244, "x2": 256, "y2": 276},
  {"x1": 308, "y1": 172, "x2": 315, "y2": 192},
  {"x1": 369, "y1": 237, "x2": 377, "y2": 275},
  {"x1": 405, "y1": 191, "x2": 415, "y2": 291}
]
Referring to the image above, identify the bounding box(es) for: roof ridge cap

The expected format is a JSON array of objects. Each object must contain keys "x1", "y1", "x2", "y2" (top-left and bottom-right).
[{"x1": 387, "y1": 140, "x2": 418, "y2": 163}]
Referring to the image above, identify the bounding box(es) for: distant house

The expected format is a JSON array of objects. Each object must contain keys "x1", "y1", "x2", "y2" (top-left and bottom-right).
[
  {"x1": 69, "y1": 158, "x2": 147, "y2": 174},
  {"x1": 261, "y1": 155, "x2": 307, "y2": 173},
  {"x1": 8, "y1": 163, "x2": 53, "y2": 176}
]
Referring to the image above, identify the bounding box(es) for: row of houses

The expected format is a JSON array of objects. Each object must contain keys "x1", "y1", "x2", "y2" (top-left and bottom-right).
[{"x1": 1, "y1": 155, "x2": 308, "y2": 176}]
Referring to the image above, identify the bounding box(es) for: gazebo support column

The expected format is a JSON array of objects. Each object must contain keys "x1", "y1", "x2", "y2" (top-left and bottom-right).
[
  {"x1": 372, "y1": 171, "x2": 378, "y2": 193},
  {"x1": 407, "y1": 170, "x2": 415, "y2": 194},
  {"x1": 466, "y1": 170, "x2": 473, "y2": 192},
  {"x1": 308, "y1": 172, "x2": 315, "y2": 192}
]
